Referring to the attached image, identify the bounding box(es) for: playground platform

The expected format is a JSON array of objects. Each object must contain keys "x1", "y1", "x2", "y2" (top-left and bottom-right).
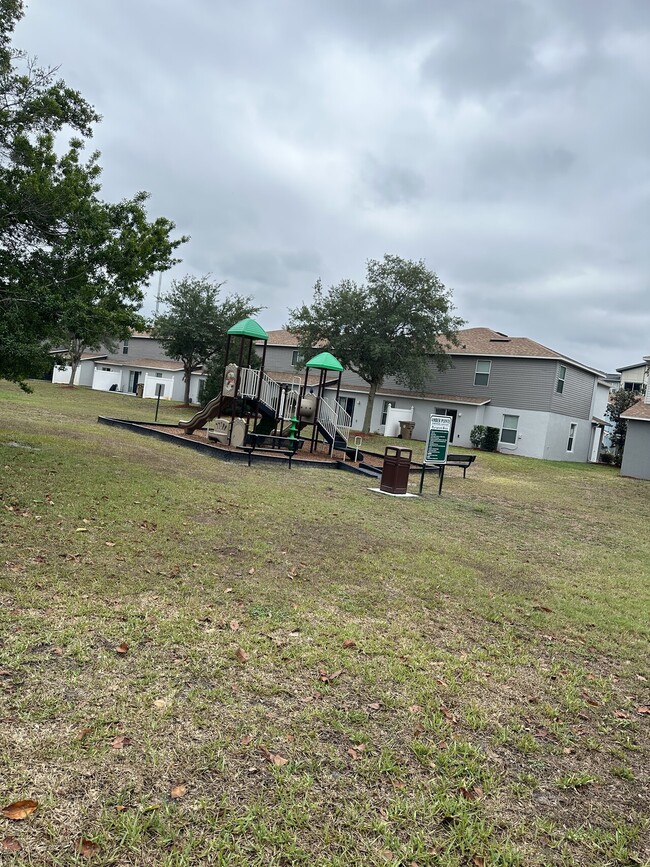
[{"x1": 97, "y1": 417, "x2": 378, "y2": 476}]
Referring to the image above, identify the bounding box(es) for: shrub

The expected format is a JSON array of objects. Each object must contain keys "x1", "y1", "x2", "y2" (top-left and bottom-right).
[
  {"x1": 482, "y1": 426, "x2": 500, "y2": 452},
  {"x1": 470, "y1": 425, "x2": 486, "y2": 449}
]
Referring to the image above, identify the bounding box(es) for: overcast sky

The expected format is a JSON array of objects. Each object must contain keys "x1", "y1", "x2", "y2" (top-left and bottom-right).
[{"x1": 17, "y1": 0, "x2": 650, "y2": 373}]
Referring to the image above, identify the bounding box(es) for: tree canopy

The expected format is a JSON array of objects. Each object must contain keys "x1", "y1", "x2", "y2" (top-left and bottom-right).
[
  {"x1": 606, "y1": 388, "x2": 641, "y2": 464},
  {"x1": 287, "y1": 254, "x2": 464, "y2": 432},
  {"x1": 0, "y1": 0, "x2": 186, "y2": 389},
  {"x1": 151, "y1": 276, "x2": 262, "y2": 405}
]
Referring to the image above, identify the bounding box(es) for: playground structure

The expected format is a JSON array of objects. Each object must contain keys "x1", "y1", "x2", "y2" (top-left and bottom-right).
[{"x1": 178, "y1": 318, "x2": 353, "y2": 457}]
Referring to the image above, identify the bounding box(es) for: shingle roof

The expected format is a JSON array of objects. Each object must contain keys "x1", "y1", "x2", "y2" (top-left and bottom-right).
[
  {"x1": 264, "y1": 329, "x2": 300, "y2": 346},
  {"x1": 261, "y1": 327, "x2": 602, "y2": 375},
  {"x1": 621, "y1": 401, "x2": 650, "y2": 421},
  {"x1": 447, "y1": 328, "x2": 602, "y2": 374},
  {"x1": 339, "y1": 382, "x2": 490, "y2": 406}
]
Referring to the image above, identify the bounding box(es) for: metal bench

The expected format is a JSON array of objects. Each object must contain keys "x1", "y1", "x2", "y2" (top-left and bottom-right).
[
  {"x1": 239, "y1": 434, "x2": 304, "y2": 468},
  {"x1": 445, "y1": 453, "x2": 477, "y2": 478}
]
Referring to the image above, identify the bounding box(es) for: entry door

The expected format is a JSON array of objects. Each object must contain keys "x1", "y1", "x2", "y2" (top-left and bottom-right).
[
  {"x1": 344, "y1": 397, "x2": 355, "y2": 423},
  {"x1": 434, "y1": 407, "x2": 457, "y2": 442},
  {"x1": 128, "y1": 371, "x2": 140, "y2": 393}
]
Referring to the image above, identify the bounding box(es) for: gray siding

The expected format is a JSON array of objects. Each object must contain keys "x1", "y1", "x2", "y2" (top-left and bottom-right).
[
  {"x1": 261, "y1": 345, "x2": 300, "y2": 373},
  {"x1": 550, "y1": 363, "x2": 595, "y2": 419},
  {"x1": 104, "y1": 337, "x2": 170, "y2": 363},
  {"x1": 380, "y1": 356, "x2": 559, "y2": 412},
  {"x1": 257, "y1": 346, "x2": 596, "y2": 420},
  {"x1": 620, "y1": 420, "x2": 650, "y2": 480}
]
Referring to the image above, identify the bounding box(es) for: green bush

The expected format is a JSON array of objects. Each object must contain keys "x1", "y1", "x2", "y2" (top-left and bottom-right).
[
  {"x1": 482, "y1": 427, "x2": 500, "y2": 452},
  {"x1": 470, "y1": 424, "x2": 499, "y2": 451},
  {"x1": 470, "y1": 425, "x2": 486, "y2": 449}
]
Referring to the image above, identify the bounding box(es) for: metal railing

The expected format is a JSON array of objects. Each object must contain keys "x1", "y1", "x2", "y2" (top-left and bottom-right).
[
  {"x1": 238, "y1": 367, "x2": 281, "y2": 415},
  {"x1": 318, "y1": 397, "x2": 352, "y2": 451}
]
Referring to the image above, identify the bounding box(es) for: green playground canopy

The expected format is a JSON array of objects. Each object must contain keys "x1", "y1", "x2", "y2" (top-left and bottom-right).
[
  {"x1": 226, "y1": 318, "x2": 269, "y2": 340},
  {"x1": 305, "y1": 351, "x2": 344, "y2": 372}
]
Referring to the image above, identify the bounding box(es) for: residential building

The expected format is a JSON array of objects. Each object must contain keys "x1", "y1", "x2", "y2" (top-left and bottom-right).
[
  {"x1": 51, "y1": 332, "x2": 207, "y2": 404},
  {"x1": 258, "y1": 328, "x2": 609, "y2": 463},
  {"x1": 616, "y1": 361, "x2": 648, "y2": 394},
  {"x1": 620, "y1": 356, "x2": 650, "y2": 480}
]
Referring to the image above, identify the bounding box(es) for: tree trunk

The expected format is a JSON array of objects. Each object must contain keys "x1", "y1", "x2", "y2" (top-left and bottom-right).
[
  {"x1": 362, "y1": 381, "x2": 380, "y2": 434},
  {"x1": 67, "y1": 339, "x2": 83, "y2": 386},
  {"x1": 183, "y1": 365, "x2": 192, "y2": 405}
]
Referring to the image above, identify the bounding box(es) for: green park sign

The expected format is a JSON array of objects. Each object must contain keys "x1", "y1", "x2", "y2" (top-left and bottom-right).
[{"x1": 425, "y1": 415, "x2": 452, "y2": 464}]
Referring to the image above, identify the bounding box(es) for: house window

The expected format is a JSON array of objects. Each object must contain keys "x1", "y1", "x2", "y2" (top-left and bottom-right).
[
  {"x1": 155, "y1": 372, "x2": 163, "y2": 377},
  {"x1": 380, "y1": 400, "x2": 395, "y2": 426},
  {"x1": 556, "y1": 364, "x2": 567, "y2": 394},
  {"x1": 567, "y1": 423, "x2": 577, "y2": 452},
  {"x1": 474, "y1": 360, "x2": 491, "y2": 386},
  {"x1": 623, "y1": 382, "x2": 642, "y2": 392},
  {"x1": 291, "y1": 350, "x2": 302, "y2": 367},
  {"x1": 122, "y1": 339, "x2": 129, "y2": 355},
  {"x1": 500, "y1": 414, "x2": 519, "y2": 444},
  {"x1": 101, "y1": 366, "x2": 111, "y2": 371}
]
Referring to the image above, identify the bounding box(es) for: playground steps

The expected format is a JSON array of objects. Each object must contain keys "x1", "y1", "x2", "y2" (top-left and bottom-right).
[{"x1": 358, "y1": 462, "x2": 382, "y2": 478}]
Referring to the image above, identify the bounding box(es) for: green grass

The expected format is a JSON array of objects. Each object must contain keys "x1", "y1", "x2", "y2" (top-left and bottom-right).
[{"x1": 0, "y1": 381, "x2": 648, "y2": 866}]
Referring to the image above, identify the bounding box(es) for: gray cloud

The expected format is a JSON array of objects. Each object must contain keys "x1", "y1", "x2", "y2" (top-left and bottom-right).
[{"x1": 16, "y1": 0, "x2": 650, "y2": 371}]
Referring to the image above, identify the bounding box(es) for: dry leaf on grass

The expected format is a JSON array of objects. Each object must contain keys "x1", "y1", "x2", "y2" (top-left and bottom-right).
[
  {"x1": 342, "y1": 639, "x2": 356, "y2": 648},
  {"x1": 240, "y1": 734, "x2": 253, "y2": 746},
  {"x1": 1, "y1": 800, "x2": 38, "y2": 820},
  {"x1": 459, "y1": 785, "x2": 484, "y2": 801},
  {"x1": 229, "y1": 620, "x2": 240, "y2": 631},
  {"x1": 77, "y1": 839, "x2": 100, "y2": 858},
  {"x1": 1, "y1": 837, "x2": 22, "y2": 852},
  {"x1": 170, "y1": 785, "x2": 187, "y2": 799},
  {"x1": 111, "y1": 736, "x2": 132, "y2": 749},
  {"x1": 235, "y1": 647, "x2": 249, "y2": 663},
  {"x1": 440, "y1": 706, "x2": 457, "y2": 723},
  {"x1": 259, "y1": 747, "x2": 288, "y2": 766},
  {"x1": 114, "y1": 642, "x2": 129, "y2": 654},
  {"x1": 318, "y1": 668, "x2": 343, "y2": 683},
  {"x1": 50, "y1": 646, "x2": 64, "y2": 656},
  {"x1": 367, "y1": 701, "x2": 382, "y2": 711},
  {"x1": 637, "y1": 706, "x2": 650, "y2": 715}
]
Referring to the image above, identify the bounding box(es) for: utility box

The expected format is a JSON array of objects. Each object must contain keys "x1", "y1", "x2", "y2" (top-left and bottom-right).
[
  {"x1": 380, "y1": 446, "x2": 412, "y2": 494},
  {"x1": 399, "y1": 420, "x2": 415, "y2": 440}
]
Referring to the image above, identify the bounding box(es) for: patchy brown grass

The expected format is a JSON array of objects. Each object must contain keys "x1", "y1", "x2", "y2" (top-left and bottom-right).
[{"x1": 0, "y1": 381, "x2": 648, "y2": 866}]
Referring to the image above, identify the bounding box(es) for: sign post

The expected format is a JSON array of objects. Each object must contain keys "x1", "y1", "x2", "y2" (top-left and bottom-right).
[{"x1": 420, "y1": 415, "x2": 452, "y2": 495}]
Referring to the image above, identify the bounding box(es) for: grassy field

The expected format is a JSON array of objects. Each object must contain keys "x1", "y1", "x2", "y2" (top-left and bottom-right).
[{"x1": 1, "y1": 381, "x2": 648, "y2": 866}]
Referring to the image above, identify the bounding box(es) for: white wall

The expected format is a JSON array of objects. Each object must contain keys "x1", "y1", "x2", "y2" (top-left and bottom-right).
[
  {"x1": 143, "y1": 373, "x2": 174, "y2": 400},
  {"x1": 52, "y1": 360, "x2": 95, "y2": 387},
  {"x1": 92, "y1": 368, "x2": 123, "y2": 392}
]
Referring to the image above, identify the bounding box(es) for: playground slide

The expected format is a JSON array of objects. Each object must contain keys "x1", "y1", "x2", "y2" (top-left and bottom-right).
[{"x1": 179, "y1": 395, "x2": 224, "y2": 434}]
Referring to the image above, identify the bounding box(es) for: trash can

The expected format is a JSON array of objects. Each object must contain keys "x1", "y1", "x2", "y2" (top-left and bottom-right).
[
  {"x1": 380, "y1": 446, "x2": 412, "y2": 494},
  {"x1": 136, "y1": 383, "x2": 144, "y2": 398},
  {"x1": 399, "y1": 420, "x2": 415, "y2": 440}
]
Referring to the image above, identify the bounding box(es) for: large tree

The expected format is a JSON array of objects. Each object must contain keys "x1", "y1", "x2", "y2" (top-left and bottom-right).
[
  {"x1": 288, "y1": 254, "x2": 464, "y2": 433},
  {"x1": 151, "y1": 276, "x2": 262, "y2": 405},
  {"x1": 0, "y1": 0, "x2": 185, "y2": 389},
  {"x1": 606, "y1": 388, "x2": 642, "y2": 465},
  {"x1": 52, "y1": 184, "x2": 185, "y2": 384}
]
